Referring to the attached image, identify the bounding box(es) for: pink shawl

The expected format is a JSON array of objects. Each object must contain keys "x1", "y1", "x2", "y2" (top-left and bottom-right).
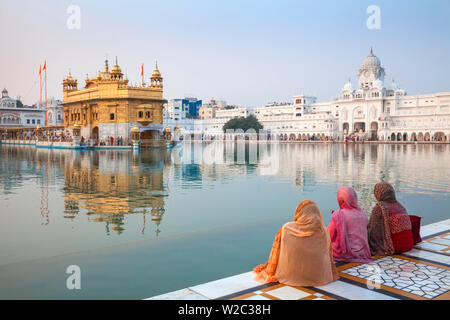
[{"x1": 328, "y1": 187, "x2": 372, "y2": 263}]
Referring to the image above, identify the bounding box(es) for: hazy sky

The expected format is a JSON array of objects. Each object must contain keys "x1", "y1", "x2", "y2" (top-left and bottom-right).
[{"x1": 1, "y1": 0, "x2": 449, "y2": 107}]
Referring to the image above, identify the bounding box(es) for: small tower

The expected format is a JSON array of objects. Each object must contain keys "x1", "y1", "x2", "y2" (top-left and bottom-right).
[
  {"x1": 63, "y1": 70, "x2": 78, "y2": 92},
  {"x1": 2, "y1": 88, "x2": 8, "y2": 98},
  {"x1": 104, "y1": 58, "x2": 109, "y2": 73},
  {"x1": 150, "y1": 61, "x2": 163, "y2": 89},
  {"x1": 110, "y1": 56, "x2": 124, "y2": 80}
]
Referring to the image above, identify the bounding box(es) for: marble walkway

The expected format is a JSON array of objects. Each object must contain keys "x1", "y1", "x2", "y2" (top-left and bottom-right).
[{"x1": 147, "y1": 219, "x2": 450, "y2": 300}]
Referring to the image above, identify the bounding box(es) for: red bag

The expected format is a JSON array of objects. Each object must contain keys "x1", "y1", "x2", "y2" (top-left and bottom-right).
[{"x1": 409, "y1": 215, "x2": 422, "y2": 244}]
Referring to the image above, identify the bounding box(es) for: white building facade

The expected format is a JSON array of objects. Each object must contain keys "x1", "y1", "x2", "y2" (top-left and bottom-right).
[
  {"x1": 253, "y1": 48, "x2": 450, "y2": 142},
  {"x1": 42, "y1": 98, "x2": 64, "y2": 126},
  {"x1": 162, "y1": 49, "x2": 450, "y2": 142},
  {"x1": 163, "y1": 99, "x2": 187, "y2": 121},
  {"x1": 0, "y1": 88, "x2": 47, "y2": 127}
]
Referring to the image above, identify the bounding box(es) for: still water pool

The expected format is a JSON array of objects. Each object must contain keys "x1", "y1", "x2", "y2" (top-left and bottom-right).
[{"x1": 0, "y1": 142, "x2": 449, "y2": 299}]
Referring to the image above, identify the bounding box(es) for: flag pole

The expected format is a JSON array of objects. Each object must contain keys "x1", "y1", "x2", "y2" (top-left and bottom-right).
[
  {"x1": 39, "y1": 65, "x2": 42, "y2": 106},
  {"x1": 44, "y1": 60, "x2": 47, "y2": 127}
]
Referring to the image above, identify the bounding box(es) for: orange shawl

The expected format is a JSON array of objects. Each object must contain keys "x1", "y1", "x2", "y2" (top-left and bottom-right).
[{"x1": 253, "y1": 200, "x2": 339, "y2": 286}]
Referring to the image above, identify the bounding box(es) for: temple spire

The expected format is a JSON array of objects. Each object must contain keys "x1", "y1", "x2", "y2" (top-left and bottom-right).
[{"x1": 105, "y1": 55, "x2": 109, "y2": 72}]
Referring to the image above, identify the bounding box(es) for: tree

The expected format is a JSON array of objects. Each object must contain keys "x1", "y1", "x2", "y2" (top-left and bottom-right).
[
  {"x1": 16, "y1": 100, "x2": 24, "y2": 108},
  {"x1": 223, "y1": 115, "x2": 263, "y2": 133}
]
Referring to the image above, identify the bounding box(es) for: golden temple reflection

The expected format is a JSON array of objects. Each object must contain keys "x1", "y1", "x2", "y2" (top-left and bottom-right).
[{"x1": 61, "y1": 150, "x2": 169, "y2": 235}]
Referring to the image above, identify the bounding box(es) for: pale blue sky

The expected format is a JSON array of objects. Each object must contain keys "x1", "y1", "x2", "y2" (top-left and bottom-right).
[{"x1": 1, "y1": 0, "x2": 449, "y2": 106}]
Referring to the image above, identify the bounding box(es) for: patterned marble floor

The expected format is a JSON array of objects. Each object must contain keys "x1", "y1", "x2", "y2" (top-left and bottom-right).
[
  {"x1": 414, "y1": 232, "x2": 450, "y2": 255},
  {"x1": 147, "y1": 219, "x2": 450, "y2": 300}
]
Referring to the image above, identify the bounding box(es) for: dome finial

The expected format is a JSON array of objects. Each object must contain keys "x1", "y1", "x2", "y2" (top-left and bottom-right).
[{"x1": 370, "y1": 46, "x2": 373, "y2": 55}]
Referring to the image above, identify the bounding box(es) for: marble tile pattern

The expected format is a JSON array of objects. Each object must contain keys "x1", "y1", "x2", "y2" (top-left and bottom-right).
[
  {"x1": 145, "y1": 220, "x2": 450, "y2": 300},
  {"x1": 403, "y1": 248, "x2": 450, "y2": 266},
  {"x1": 146, "y1": 288, "x2": 209, "y2": 300},
  {"x1": 415, "y1": 232, "x2": 450, "y2": 255},
  {"x1": 232, "y1": 284, "x2": 336, "y2": 300},
  {"x1": 340, "y1": 256, "x2": 450, "y2": 299},
  {"x1": 420, "y1": 219, "x2": 450, "y2": 238}
]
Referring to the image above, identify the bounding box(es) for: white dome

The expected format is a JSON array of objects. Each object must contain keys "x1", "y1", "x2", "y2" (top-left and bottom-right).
[
  {"x1": 362, "y1": 47, "x2": 381, "y2": 69},
  {"x1": 373, "y1": 79, "x2": 384, "y2": 90},
  {"x1": 341, "y1": 79, "x2": 352, "y2": 92}
]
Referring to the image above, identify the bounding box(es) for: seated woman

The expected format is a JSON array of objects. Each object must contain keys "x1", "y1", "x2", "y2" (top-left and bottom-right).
[
  {"x1": 328, "y1": 187, "x2": 372, "y2": 263},
  {"x1": 253, "y1": 200, "x2": 339, "y2": 286},
  {"x1": 367, "y1": 182, "x2": 414, "y2": 255}
]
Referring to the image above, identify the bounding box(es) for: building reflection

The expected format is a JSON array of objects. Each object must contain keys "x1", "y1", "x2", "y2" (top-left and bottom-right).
[
  {"x1": 1, "y1": 142, "x2": 449, "y2": 235},
  {"x1": 0, "y1": 145, "x2": 170, "y2": 236},
  {"x1": 62, "y1": 150, "x2": 169, "y2": 235},
  {"x1": 269, "y1": 143, "x2": 450, "y2": 213},
  {"x1": 168, "y1": 142, "x2": 450, "y2": 215}
]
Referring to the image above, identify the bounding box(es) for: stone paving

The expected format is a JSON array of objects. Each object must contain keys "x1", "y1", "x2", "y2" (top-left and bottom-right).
[{"x1": 147, "y1": 219, "x2": 450, "y2": 300}]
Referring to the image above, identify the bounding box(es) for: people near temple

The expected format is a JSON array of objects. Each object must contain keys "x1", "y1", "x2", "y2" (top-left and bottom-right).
[
  {"x1": 253, "y1": 200, "x2": 339, "y2": 286},
  {"x1": 367, "y1": 182, "x2": 414, "y2": 255},
  {"x1": 328, "y1": 187, "x2": 372, "y2": 263}
]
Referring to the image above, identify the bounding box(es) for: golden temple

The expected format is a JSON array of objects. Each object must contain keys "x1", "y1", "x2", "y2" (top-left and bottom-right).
[{"x1": 62, "y1": 57, "x2": 166, "y2": 143}]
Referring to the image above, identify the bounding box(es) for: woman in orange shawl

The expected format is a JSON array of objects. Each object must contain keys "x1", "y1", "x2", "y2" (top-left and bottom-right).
[{"x1": 253, "y1": 200, "x2": 339, "y2": 286}]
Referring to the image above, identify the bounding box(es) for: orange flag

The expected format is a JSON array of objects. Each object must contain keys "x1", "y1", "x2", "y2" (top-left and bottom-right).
[
  {"x1": 43, "y1": 61, "x2": 46, "y2": 71},
  {"x1": 39, "y1": 65, "x2": 42, "y2": 75},
  {"x1": 141, "y1": 64, "x2": 144, "y2": 76}
]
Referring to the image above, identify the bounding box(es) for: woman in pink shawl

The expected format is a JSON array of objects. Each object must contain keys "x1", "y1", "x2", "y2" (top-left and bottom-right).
[{"x1": 328, "y1": 186, "x2": 372, "y2": 263}]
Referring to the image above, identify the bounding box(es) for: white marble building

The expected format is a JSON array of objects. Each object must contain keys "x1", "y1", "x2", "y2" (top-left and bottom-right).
[
  {"x1": 0, "y1": 88, "x2": 47, "y2": 127},
  {"x1": 39, "y1": 98, "x2": 64, "y2": 126},
  {"x1": 162, "y1": 48, "x2": 450, "y2": 142},
  {"x1": 254, "y1": 48, "x2": 450, "y2": 142}
]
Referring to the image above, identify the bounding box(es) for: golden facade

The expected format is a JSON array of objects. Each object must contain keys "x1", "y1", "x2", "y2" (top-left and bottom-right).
[{"x1": 62, "y1": 58, "x2": 166, "y2": 141}]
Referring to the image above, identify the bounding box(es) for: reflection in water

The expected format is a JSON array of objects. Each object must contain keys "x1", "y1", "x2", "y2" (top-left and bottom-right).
[
  {"x1": 0, "y1": 143, "x2": 449, "y2": 237},
  {"x1": 0, "y1": 146, "x2": 171, "y2": 236},
  {"x1": 62, "y1": 150, "x2": 170, "y2": 235},
  {"x1": 0, "y1": 142, "x2": 449, "y2": 299}
]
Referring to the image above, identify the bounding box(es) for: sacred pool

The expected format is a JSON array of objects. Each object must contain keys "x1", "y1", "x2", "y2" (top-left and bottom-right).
[{"x1": 0, "y1": 142, "x2": 449, "y2": 299}]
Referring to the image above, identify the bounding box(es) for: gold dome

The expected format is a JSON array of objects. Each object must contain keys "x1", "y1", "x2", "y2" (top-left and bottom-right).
[
  {"x1": 111, "y1": 64, "x2": 122, "y2": 74},
  {"x1": 131, "y1": 126, "x2": 140, "y2": 133},
  {"x1": 111, "y1": 57, "x2": 122, "y2": 74},
  {"x1": 151, "y1": 61, "x2": 161, "y2": 78},
  {"x1": 164, "y1": 126, "x2": 171, "y2": 133},
  {"x1": 65, "y1": 69, "x2": 74, "y2": 81},
  {"x1": 152, "y1": 69, "x2": 161, "y2": 78},
  {"x1": 174, "y1": 124, "x2": 180, "y2": 130},
  {"x1": 73, "y1": 123, "x2": 80, "y2": 128}
]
